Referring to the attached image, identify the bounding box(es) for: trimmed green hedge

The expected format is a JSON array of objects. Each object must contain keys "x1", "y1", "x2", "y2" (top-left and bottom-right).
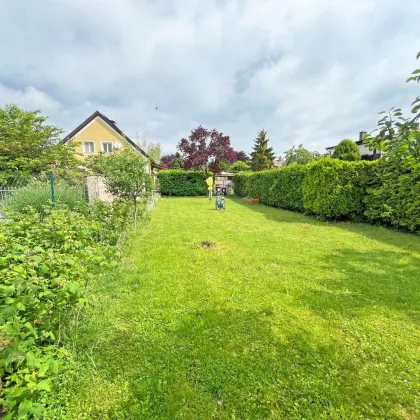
[
  {"x1": 268, "y1": 165, "x2": 307, "y2": 211},
  {"x1": 233, "y1": 172, "x2": 252, "y2": 197},
  {"x1": 233, "y1": 158, "x2": 420, "y2": 232},
  {"x1": 235, "y1": 166, "x2": 307, "y2": 211},
  {"x1": 303, "y1": 158, "x2": 373, "y2": 219},
  {"x1": 364, "y1": 161, "x2": 420, "y2": 232},
  {"x1": 157, "y1": 170, "x2": 212, "y2": 196}
]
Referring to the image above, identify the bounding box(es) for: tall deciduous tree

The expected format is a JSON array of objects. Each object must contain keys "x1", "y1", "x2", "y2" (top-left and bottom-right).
[
  {"x1": 135, "y1": 136, "x2": 162, "y2": 163},
  {"x1": 365, "y1": 51, "x2": 420, "y2": 165},
  {"x1": 250, "y1": 130, "x2": 275, "y2": 171},
  {"x1": 284, "y1": 144, "x2": 320, "y2": 166},
  {"x1": 161, "y1": 154, "x2": 176, "y2": 169},
  {"x1": 0, "y1": 104, "x2": 76, "y2": 180},
  {"x1": 177, "y1": 126, "x2": 236, "y2": 173},
  {"x1": 235, "y1": 150, "x2": 250, "y2": 162}
]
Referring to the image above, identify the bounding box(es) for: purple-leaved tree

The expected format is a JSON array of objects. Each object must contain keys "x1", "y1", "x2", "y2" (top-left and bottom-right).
[{"x1": 177, "y1": 126, "x2": 236, "y2": 173}]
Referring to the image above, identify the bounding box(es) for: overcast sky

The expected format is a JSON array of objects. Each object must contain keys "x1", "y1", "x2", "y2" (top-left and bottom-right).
[{"x1": 1, "y1": 0, "x2": 419, "y2": 156}]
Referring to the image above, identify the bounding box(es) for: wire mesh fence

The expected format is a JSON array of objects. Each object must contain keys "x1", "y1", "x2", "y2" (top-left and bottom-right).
[
  {"x1": 0, "y1": 172, "x2": 88, "y2": 219},
  {"x1": 0, "y1": 185, "x2": 20, "y2": 201}
]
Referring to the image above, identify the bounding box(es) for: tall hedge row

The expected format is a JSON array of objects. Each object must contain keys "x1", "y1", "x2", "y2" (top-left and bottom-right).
[
  {"x1": 233, "y1": 158, "x2": 420, "y2": 232},
  {"x1": 364, "y1": 161, "x2": 420, "y2": 232},
  {"x1": 157, "y1": 170, "x2": 212, "y2": 196},
  {"x1": 235, "y1": 166, "x2": 307, "y2": 211},
  {"x1": 303, "y1": 159, "x2": 372, "y2": 219},
  {"x1": 233, "y1": 172, "x2": 251, "y2": 197}
]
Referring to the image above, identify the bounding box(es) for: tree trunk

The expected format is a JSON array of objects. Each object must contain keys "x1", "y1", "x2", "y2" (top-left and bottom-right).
[{"x1": 133, "y1": 197, "x2": 137, "y2": 229}]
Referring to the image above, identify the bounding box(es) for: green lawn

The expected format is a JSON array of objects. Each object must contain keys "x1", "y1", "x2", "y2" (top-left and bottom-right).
[{"x1": 52, "y1": 197, "x2": 420, "y2": 419}]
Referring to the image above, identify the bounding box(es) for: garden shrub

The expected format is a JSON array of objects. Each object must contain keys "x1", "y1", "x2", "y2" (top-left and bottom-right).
[
  {"x1": 233, "y1": 172, "x2": 252, "y2": 197},
  {"x1": 245, "y1": 170, "x2": 280, "y2": 203},
  {"x1": 267, "y1": 165, "x2": 307, "y2": 211},
  {"x1": 234, "y1": 166, "x2": 307, "y2": 211},
  {"x1": 234, "y1": 158, "x2": 419, "y2": 231},
  {"x1": 332, "y1": 139, "x2": 361, "y2": 161},
  {"x1": 302, "y1": 158, "x2": 373, "y2": 220},
  {"x1": 364, "y1": 160, "x2": 420, "y2": 232},
  {"x1": 157, "y1": 170, "x2": 213, "y2": 196},
  {"x1": 0, "y1": 206, "x2": 119, "y2": 418}
]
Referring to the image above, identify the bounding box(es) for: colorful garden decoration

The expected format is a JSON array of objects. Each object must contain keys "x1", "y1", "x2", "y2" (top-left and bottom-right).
[{"x1": 215, "y1": 190, "x2": 226, "y2": 210}]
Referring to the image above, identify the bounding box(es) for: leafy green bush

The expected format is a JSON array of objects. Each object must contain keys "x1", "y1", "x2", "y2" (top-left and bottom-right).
[
  {"x1": 0, "y1": 207, "x2": 117, "y2": 418},
  {"x1": 267, "y1": 165, "x2": 308, "y2": 211},
  {"x1": 3, "y1": 180, "x2": 87, "y2": 216},
  {"x1": 234, "y1": 157, "x2": 419, "y2": 231},
  {"x1": 234, "y1": 166, "x2": 307, "y2": 211},
  {"x1": 245, "y1": 170, "x2": 279, "y2": 203},
  {"x1": 364, "y1": 160, "x2": 420, "y2": 232},
  {"x1": 157, "y1": 170, "x2": 212, "y2": 196},
  {"x1": 229, "y1": 161, "x2": 251, "y2": 173},
  {"x1": 88, "y1": 149, "x2": 152, "y2": 227},
  {"x1": 332, "y1": 139, "x2": 361, "y2": 161},
  {"x1": 89, "y1": 198, "x2": 136, "y2": 244},
  {"x1": 303, "y1": 158, "x2": 373, "y2": 219},
  {"x1": 233, "y1": 172, "x2": 252, "y2": 197}
]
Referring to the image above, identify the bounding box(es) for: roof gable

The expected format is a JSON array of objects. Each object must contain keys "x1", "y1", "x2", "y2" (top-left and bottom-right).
[{"x1": 63, "y1": 111, "x2": 149, "y2": 159}]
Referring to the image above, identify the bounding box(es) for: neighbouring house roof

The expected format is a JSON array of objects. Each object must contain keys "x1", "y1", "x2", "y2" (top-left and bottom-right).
[{"x1": 62, "y1": 110, "x2": 150, "y2": 159}]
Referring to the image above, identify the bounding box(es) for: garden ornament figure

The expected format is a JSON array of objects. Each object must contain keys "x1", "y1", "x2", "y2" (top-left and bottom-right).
[
  {"x1": 215, "y1": 190, "x2": 226, "y2": 210},
  {"x1": 206, "y1": 176, "x2": 213, "y2": 200}
]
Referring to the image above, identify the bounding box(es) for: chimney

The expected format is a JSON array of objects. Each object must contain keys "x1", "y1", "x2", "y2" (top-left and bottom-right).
[{"x1": 359, "y1": 131, "x2": 367, "y2": 142}]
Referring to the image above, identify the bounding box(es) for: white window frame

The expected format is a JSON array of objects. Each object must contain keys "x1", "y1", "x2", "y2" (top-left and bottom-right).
[
  {"x1": 82, "y1": 141, "x2": 95, "y2": 154},
  {"x1": 101, "y1": 141, "x2": 113, "y2": 153}
]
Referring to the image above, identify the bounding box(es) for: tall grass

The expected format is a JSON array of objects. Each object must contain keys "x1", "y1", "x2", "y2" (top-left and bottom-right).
[{"x1": 2, "y1": 180, "x2": 87, "y2": 215}]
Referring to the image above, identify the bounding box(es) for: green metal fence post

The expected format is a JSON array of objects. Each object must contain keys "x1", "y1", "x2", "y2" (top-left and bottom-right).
[{"x1": 49, "y1": 171, "x2": 55, "y2": 203}]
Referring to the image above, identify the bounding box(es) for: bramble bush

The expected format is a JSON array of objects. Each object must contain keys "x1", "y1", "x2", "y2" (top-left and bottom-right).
[
  {"x1": 157, "y1": 170, "x2": 213, "y2": 196},
  {"x1": 0, "y1": 199, "x2": 134, "y2": 418}
]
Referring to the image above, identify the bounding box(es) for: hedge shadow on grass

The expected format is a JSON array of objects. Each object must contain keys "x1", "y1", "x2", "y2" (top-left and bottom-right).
[
  {"x1": 230, "y1": 196, "x2": 420, "y2": 254},
  {"x1": 299, "y1": 248, "x2": 420, "y2": 321}
]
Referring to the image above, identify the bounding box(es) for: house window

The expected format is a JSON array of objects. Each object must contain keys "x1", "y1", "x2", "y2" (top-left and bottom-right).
[
  {"x1": 102, "y1": 142, "x2": 113, "y2": 153},
  {"x1": 83, "y1": 141, "x2": 95, "y2": 153}
]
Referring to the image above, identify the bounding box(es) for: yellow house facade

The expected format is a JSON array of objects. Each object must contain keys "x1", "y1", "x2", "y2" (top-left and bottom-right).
[{"x1": 62, "y1": 111, "x2": 149, "y2": 161}]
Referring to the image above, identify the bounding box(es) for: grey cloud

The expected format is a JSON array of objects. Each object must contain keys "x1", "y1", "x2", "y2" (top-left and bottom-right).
[{"x1": 0, "y1": 0, "x2": 420, "y2": 155}]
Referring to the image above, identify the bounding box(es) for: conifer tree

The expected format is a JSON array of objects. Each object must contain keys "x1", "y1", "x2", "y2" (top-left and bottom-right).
[{"x1": 250, "y1": 130, "x2": 275, "y2": 171}]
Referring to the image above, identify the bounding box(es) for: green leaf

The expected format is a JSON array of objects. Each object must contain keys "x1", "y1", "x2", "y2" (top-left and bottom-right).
[
  {"x1": 411, "y1": 104, "x2": 420, "y2": 114},
  {"x1": 16, "y1": 302, "x2": 26, "y2": 311},
  {"x1": 36, "y1": 379, "x2": 51, "y2": 392},
  {"x1": 412, "y1": 69, "x2": 420, "y2": 74},
  {"x1": 417, "y1": 51, "x2": 420, "y2": 59},
  {"x1": 30, "y1": 403, "x2": 45, "y2": 417},
  {"x1": 18, "y1": 399, "x2": 33, "y2": 416},
  {"x1": 30, "y1": 403, "x2": 44, "y2": 417}
]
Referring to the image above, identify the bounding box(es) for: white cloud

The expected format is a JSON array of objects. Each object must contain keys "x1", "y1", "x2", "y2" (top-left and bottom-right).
[{"x1": 0, "y1": 0, "x2": 419, "y2": 154}]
